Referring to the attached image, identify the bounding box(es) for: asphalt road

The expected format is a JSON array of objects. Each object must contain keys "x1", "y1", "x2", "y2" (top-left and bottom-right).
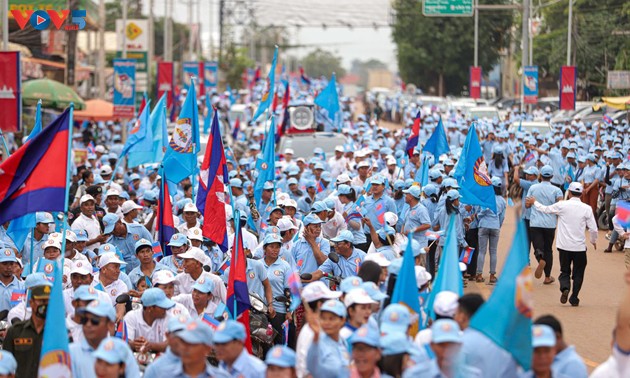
[{"x1": 466, "y1": 207, "x2": 626, "y2": 372}]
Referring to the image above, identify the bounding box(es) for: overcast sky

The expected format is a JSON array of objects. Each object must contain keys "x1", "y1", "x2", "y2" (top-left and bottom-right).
[{"x1": 144, "y1": 0, "x2": 397, "y2": 71}]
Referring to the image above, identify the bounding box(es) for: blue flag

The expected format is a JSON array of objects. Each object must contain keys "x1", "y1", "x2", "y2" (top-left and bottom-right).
[
  {"x1": 26, "y1": 100, "x2": 42, "y2": 142},
  {"x1": 418, "y1": 155, "x2": 430, "y2": 187},
  {"x1": 391, "y1": 232, "x2": 422, "y2": 335},
  {"x1": 126, "y1": 99, "x2": 153, "y2": 168},
  {"x1": 470, "y1": 220, "x2": 532, "y2": 370},
  {"x1": 452, "y1": 124, "x2": 496, "y2": 212},
  {"x1": 314, "y1": 73, "x2": 341, "y2": 130},
  {"x1": 422, "y1": 117, "x2": 450, "y2": 158},
  {"x1": 149, "y1": 93, "x2": 168, "y2": 164},
  {"x1": 38, "y1": 259, "x2": 71, "y2": 376},
  {"x1": 252, "y1": 47, "x2": 278, "y2": 121},
  {"x1": 7, "y1": 214, "x2": 36, "y2": 251},
  {"x1": 426, "y1": 214, "x2": 464, "y2": 320},
  {"x1": 253, "y1": 117, "x2": 276, "y2": 207},
  {"x1": 163, "y1": 80, "x2": 201, "y2": 184}
]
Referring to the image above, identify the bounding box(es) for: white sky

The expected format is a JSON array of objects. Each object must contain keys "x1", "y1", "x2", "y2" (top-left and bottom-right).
[{"x1": 143, "y1": 0, "x2": 397, "y2": 70}]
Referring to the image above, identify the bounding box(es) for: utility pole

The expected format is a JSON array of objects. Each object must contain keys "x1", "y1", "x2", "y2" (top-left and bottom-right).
[
  {"x1": 66, "y1": 0, "x2": 79, "y2": 87},
  {"x1": 566, "y1": 0, "x2": 573, "y2": 65},
  {"x1": 473, "y1": 0, "x2": 479, "y2": 67},
  {"x1": 208, "y1": 0, "x2": 214, "y2": 59},
  {"x1": 148, "y1": 0, "x2": 154, "y2": 94},
  {"x1": 98, "y1": 0, "x2": 106, "y2": 97},
  {"x1": 122, "y1": 0, "x2": 128, "y2": 58},
  {"x1": 219, "y1": 0, "x2": 224, "y2": 65},
  {"x1": 196, "y1": 0, "x2": 201, "y2": 57},
  {"x1": 2, "y1": 0, "x2": 7, "y2": 50},
  {"x1": 521, "y1": 0, "x2": 530, "y2": 112},
  {"x1": 188, "y1": 0, "x2": 193, "y2": 60}
]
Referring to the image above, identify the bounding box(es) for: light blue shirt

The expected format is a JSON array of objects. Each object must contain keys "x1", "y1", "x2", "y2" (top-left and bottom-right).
[
  {"x1": 404, "y1": 202, "x2": 431, "y2": 247},
  {"x1": 581, "y1": 164, "x2": 601, "y2": 184},
  {"x1": 462, "y1": 328, "x2": 518, "y2": 378},
  {"x1": 318, "y1": 248, "x2": 366, "y2": 279},
  {"x1": 527, "y1": 181, "x2": 563, "y2": 228},
  {"x1": 69, "y1": 337, "x2": 141, "y2": 378},
  {"x1": 433, "y1": 207, "x2": 467, "y2": 248},
  {"x1": 548, "y1": 151, "x2": 568, "y2": 185},
  {"x1": 519, "y1": 179, "x2": 536, "y2": 220},
  {"x1": 21, "y1": 233, "x2": 48, "y2": 266},
  {"x1": 218, "y1": 349, "x2": 266, "y2": 378},
  {"x1": 291, "y1": 236, "x2": 330, "y2": 274},
  {"x1": 160, "y1": 255, "x2": 184, "y2": 272},
  {"x1": 421, "y1": 198, "x2": 438, "y2": 223},
  {"x1": 0, "y1": 276, "x2": 24, "y2": 312},
  {"x1": 477, "y1": 195, "x2": 506, "y2": 230},
  {"x1": 362, "y1": 194, "x2": 397, "y2": 233},
  {"x1": 376, "y1": 245, "x2": 397, "y2": 261},
  {"x1": 245, "y1": 258, "x2": 268, "y2": 304},
  {"x1": 306, "y1": 332, "x2": 350, "y2": 378},
  {"x1": 144, "y1": 348, "x2": 181, "y2": 378},
  {"x1": 127, "y1": 262, "x2": 175, "y2": 289},
  {"x1": 553, "y1": 345, "x2": 588, "y2": 378},
  {"x1": 108, "y1": 223, "x2": 154, "y2": 271},
  {"x1": 342, "y1": 203, "x2": 367, "y2": 245},
  {"x1": 263, "y1": 257, "x2": 291, "y2": 313}
]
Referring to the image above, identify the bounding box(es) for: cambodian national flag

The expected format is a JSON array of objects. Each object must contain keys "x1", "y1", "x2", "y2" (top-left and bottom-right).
[
  {"x1": 227, "y1": 217, "x2": 253, "y2": 352},
  {"x1": 288, "y1": 270, "x2": 302, "y2": 312},
  {"x1": 299, "y1": 66, "x2": 312, "y2": 86},
  {"x1": 196, "y1": 111, "x2": 229, "y2": 252},
  {"x1": 616, "y1": 201, "x2": 630, "y2": 228},
  {"x1": 152, "y1": 241, "x2": 163, "y2": 261},
  {"x1": 158, "y1": 169, "x2": 176, "y2": 256},
  {"x1": 232, "y1": 116, "x2": 240, "y2": 140},
  {"x1": 316, "y1": 180, "x2": 326, "y2": 193},
  {"x1": 87, "y1": 141, "x2": 96, "y2": 155},
  {"x1": 425, "y1": 230, "x2": 444, "y2": 241},
  {"x1": 114, "y1": 320, "x2": 128, "y2": 341},
  {"x1": 406, "y1": 111, "x2": 421, "y2": 156},
  {"x1": 0, "y1": 108, "x2": 71, "y2": 225},
  {"x1": 217, "y1": 257, "x2": 230, "y2": 275},
  {"x1": 459, "y1": 247, "x2": 475, "y2": 264},
  {"x1": 201, "y1": 313, "x2": 220, "y2": 330},
  {"x1": 603, "y1": 115, "x2": 613, "y2": 125},
  {"x1": 10, "y1": 288, "x2": 26, "y2": 306}
]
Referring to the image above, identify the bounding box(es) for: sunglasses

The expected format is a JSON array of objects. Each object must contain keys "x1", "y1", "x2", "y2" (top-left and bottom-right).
[{"x1": 80, "y1": 316, "x2": 105, "y2": 326}]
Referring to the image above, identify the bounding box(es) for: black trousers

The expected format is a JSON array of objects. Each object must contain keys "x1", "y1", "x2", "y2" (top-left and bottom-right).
[
  {"x1": 427, "y1": 241, "x2": 438, "y2": 280},
  {"x1": 529, "y1": 227, "x2": 555, "y2": 278},
  {"x1": 558, "y1": 249, "x2": 587, "y2": 300},
  {"x1": 270, "y1": 313, "x2": 296, "y2": 349},
  {"x1": 524, "y1": 219, "x2": 533, "y2": 259},
  {"x1": 465, "y1": 228, "x2": 479, "y2": 276}
]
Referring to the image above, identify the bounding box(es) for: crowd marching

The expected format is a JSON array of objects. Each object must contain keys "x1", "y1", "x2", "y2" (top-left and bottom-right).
[{"x1": 1, "y1": 68, "x2": 630, "y2": 378}]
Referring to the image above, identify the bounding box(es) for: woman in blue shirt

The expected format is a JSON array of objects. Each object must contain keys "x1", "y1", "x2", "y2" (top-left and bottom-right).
[
  {"x1": 487, "y1": 145, "x2": 509, "y2": 195},
  {"x1": 475, "y1": 177, "x2": 507, "y2": 284},
  {"x1": 432, "y1": 190, "x2": 469, "y2": 263},
  {"x1": 262, "y1": 233, "x2": 294, "y2": 347}
]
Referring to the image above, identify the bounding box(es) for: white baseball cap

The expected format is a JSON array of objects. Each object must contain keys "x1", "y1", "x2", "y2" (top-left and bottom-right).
[
  {"x1": 187, "y1": 227, "x2": 203, "y2": 241},
  {"x1": 105, "y1": 188, "x2": 120, "y2": 198},
  {"x1": 152, "y1": 270, "x2": 177, "y2": 285},
  {"x1": 343, "y1": 288, "x2": 377, "y2": 307},
  {"x1": 183, "y1": 203, "x2": 199, "y2": 213},
  {"x1": 70, "y1": 260, "x2": 93, "y2": 276},
  {"x1": 302, "y1": 281, "x2": 342, "y2": 302},
  {"x1": 283, "y1": 199, "x2": 298, "y2": 209},
  {"x1": 98, "y1": 252, "x2": 127, "y2": 269},
  {"x1": 415, "y1": 266, "x2": 432, "y2": 287},
  {"x1": 433, "y1": 291, "x2": 459, "y2": 318},
  {"x1": 80, "y1": 194, "x2": 95, "y2": 205},
  {"x1": 277, "y1": 217, "x2": 298, "y2": 232},
  {"x1": 43, "y1": 238, "x2": 62, "y2": 250},
  {"x1": 568, "y1": 181, "x2": 583, "y2": 193},
  {"x1": 121, "y1": 200, "x2": 142, "y2": 214},
  {"x1": 100, "y1": 165, "x2": 113, "y2": 176},
  {"x1": 364, "y1": 252, "x2": 391, "y2": 267},
  {"x1": 284, "y1": 148, "x2": 294, "y2": 155},
  {"x1": 178, "y1": 247, "x2": 208, "y2": 265}
]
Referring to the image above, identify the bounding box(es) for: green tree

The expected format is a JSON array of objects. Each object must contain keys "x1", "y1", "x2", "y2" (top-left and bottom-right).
[
  {"x1": 301, "y1": 49, "x2": 346, "y2": 79},
  {"x1": 391, "y1": 0, "x2": 513, "y2": 96},
  {"x1": 220, "y1": 44, "x2": 254, "y2": 89},
  {"x1": 105, "y1": 0, "x2": 145, "y2": 31}
]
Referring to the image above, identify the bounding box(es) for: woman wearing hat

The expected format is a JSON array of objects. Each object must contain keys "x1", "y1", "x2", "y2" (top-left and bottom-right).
[
  {"x1": 475, "y1": 177, "x2": 507, "y2": 284},
  {"x1": 432, "y1": 190, "x2": 468, "y2": 266},
  {"x1": 337, "y1": 185, "x2": 368, "y2": 252}
]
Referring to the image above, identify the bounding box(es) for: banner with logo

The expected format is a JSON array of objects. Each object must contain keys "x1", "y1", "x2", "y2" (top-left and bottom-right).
[
  {"x1": 182, "y1": 61, "x2": 200, "y2": 94},
  {"x1": 469, "y1": 66, "x2": 482, "y2": 99},
  {"x1": 0, "y1": 52, "x2": 21, "y2": 132},
  {"x1": 559, "y1": 66, "x2": 577, "y2": 111},
  {"x1": 157, "y1": 61, "x2": 174, "y2": 114},
  {"x1": 204, "y1": 61, "x2": 218, "y2": 91},
  {"x1": 113, "y1": 59, "x2": 137, "y2": 118},
  {"x1": 523, "y1": 66, "x2": 538, "y2": 104}
]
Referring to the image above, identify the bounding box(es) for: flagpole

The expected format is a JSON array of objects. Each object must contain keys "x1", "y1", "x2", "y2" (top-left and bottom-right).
[{"x1": 60, "y1": 104, "x2": 75, "y2": 266}]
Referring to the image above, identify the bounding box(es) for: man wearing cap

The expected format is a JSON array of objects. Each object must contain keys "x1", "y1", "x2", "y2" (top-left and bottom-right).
[
  {"x1": 124, "y1": 288, "x2": 175, "y2": 353},
  {"x1": 4, "y1": 273, "x2": 53, "y2": 377},
  {"x1": 177, "y1": 203, "x2": 201, "y2": 235},
  {"x1": 526, "y1": 182, "x2": 597, "y2": 306},
  {"x1": 215, "y1": 320, "x2": 267, "y2": 378},
  {"x1": 66, "y1": 285, "x2": 99, "y2": 342},
  {"x1": 72, "y1": 195, "x2": 107, "y2": 250},
  {"x1": 401, "y1": 185, "x2": 431, "y2": 248},
  {"x1": 161, "y1": 233, "x2": 189, "y2": 273},
  {"x1": 63, "y1": 229, "x2": 89, "y2": 264},
  {"x1": 121, "y1": 200, "x2": 143, "y2": 224},
  {"x1": 127, "y1": 239, "x2": 173, "y2": 291},
  {"x1": 174, "y1": 247, "x2": 226, "y2": 304},
  {"x1": 363, "y1": 175, "x2": 397, "y2": 238},
  {"x1": 329, "y1": 145, "x2": 348, "y2": 178},
  {"x1": 106, "y1": 213, "x2": 153, "y2": 271},
  {"x1": 69, "y1": 299, "x2": 140, "y2": 377},
  {"x1": 21, "y1": 212, "x2": 54, "y2": 266},
  {"x1": 291, "y1": 214, "x2": 331, "y2": 275},
  {"x1": 307, "y1": 230, "x2": 366, "y2": 281},
  {"x1": 171, "y1": 319, "x2": 228, "y2": 377},
  {"x1": 63, "y1": 260, "x2": 111, "y2": 315},
  {"x1": 104, "y1": 188, "x2": 123, "y2": 217},
  {"x1": 0, "y1": 248, "x2": 24, "y2": 312},
  {"x1": 93, "y1": 252, "x2": 129, "y2": 305},
  {"x1": 526, "y1": 165, "x2": 563, "y2": 284},
  {"x1": 352, "y1": 160, "x2": 371, "y2": 187},
  {"x1": 172, "y1": 277, "x2": 218, "y2": 318}
]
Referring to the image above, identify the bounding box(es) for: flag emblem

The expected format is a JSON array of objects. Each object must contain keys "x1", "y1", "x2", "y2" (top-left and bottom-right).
[
  {"x1": 473, "y1": 157, "x2": 492, "y2": 186},
  {"x1": 515, "y1": 266, "x2": 534, "y2": 318},
  {"x1": 39, "y1": 350, "x2": 72, "y2": 376},
  {"x1": 129, "y1": 119, "x2": 141, "y2": 134},
  {"x1": 3, "y1": 250, "x2": 10, "y2": 256},
  {"x1": 248, "y1": 272, "x2": 255, "y2": 279},
  {"x1": 261, "y1": 162, "x2": 268, "y2": 170},
  {"x1": 44, "y1": 263, "x2": 53, "y2": 274},
  {"x1": 170, "y1": 118, "x2": 193, "y2": 153}
]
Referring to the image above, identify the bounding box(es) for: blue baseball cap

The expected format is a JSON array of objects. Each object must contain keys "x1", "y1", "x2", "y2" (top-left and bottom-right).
[
  {"x1": 129, "y1": 173, "x2": 141, "y2": 181},
  {"x1": 73, "y1": 285, "x2": 99, "y2": 302},
  {"x1": 78, "y1": 298, "x2": 116, "y2": 321},
  {"x1": 178, "y1": 319, "x2": 214, "y2": 345},
  {"x1": 320, "y1": 299, "x2": 347, "y2": 318},
  {"x1": 214, "y1": 319, "x2": 246, "y2": 343},
  {"x1": 0, "y1": 248, "x2": 17, "y2": 263},
  {"x1": 102, "y1": 213, "x2": 119, "y2": 234},
  {"x1": 303, "y1": 214, "x2": 324, "y2": 226},
  {"x1": 263, "y1": 233, "x2": 282, "y2": 246},
  {"x1": 401, "y1": 239, "x2": 424, "y2": 257},
  {"x1": 331, "y1": 230, "x2": 354, "y2": 244},
  {"x1": 25, "y1": 272, "x2": 53, "y2": 289},
  {"x1": 263, "y1": 181, "x2": 275, "y2": 190},
  {"x1": 141, "y1": 288, "x2": 175, "y2": 309},
  {"x1": 445, "y1": 189, "x2": 460, "y2": 200},
  {"x1": 376, "y1": 225, "x2": 396, "y2": 240},
  {"x1": 381, "y1": 333, "x2": 414, "y2": 356},
  {"x1": 340, "y1": 276, "x2": 363, "y2": 293},
  {"x1": 134, "y1": 238, "x2": 153, "y2": 253},
  {"x1": 72, "y1": 229, "x2": 89, "y2": 242},
  {"x1": 265, "y1": 345, "x2": 296, "y2": 368},
  {"x1": 337, "y1": 184, "x2": 352, "y2": 195},
  {"x1": 287, "y1": 178, "x2": 299, "y2": 186},
  {"x1": 423, "y1": 184, "x2": 439, "y2": 197},
  {"x1": 143, "y1": 190, "x2": 158, "y2": 202},
  {"x1": 532, "y1": 324, "x2": 556, "y2": 348},
  {"x1": 192, "y1": 276, "x2": 215, "y2": 294},
  {"x1": 36, "y1": 212, "x2": 54, "y2": 224},
  {"x1": 370, "y1": 175, "x2": 385, "y2": 185},
  {"x1": 167, "y1": 315, "x2": 190, "y2": 333},
  {"x1": 97, "y1": 243, "x2": 117, "y2": 256},
  {"x1": 313, "y1": 162, "x2": 325, "y2": 171},
  {"x1": 403, "y1": 185, "x2": 422, "y2": 198},
  {"x1": 540, "y1": 165, "x2": 554, "y2": 177},
  {"x1": 349, "y1": 324, "x2": 380, "y2": 348},
  {"x1": 93, "y1": 337, "x2": 130, "y2": 364},
  {"x1": 168, "y1": 233, "x2": 188, "y2": 247},
  {"x1": 0, "y1": 350, "x2": 17, "y2": 375},
  {"x1": 431, "y1": 319, "x2": 463, "y2": 344},
  {"x1": 311, "y1": 201, "x2": 328, "y2": 213},
  {"x1": 305, "y1": 180, "x2": 317, "y2": 189},
  {"x1": 361, "y1": 281, "x2": 388, "y2": 301},
  {"x1": 380, "y1": 303, "x2": 411, "y2": 335},
  {"x1": 523, "y1": 166, "x2": 539, "y2": 176},
  {"x1": 428, "y1": 169, "x2": 441, "y2": 180}
]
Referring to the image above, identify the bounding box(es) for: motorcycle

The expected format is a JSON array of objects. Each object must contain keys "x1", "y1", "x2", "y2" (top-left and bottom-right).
[{"x1": 249, "y1": 293, "x2": 276, "y2": 359}]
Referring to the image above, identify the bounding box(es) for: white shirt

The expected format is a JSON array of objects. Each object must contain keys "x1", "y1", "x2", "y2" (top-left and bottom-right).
[
  {"x1": 177, "y1": 220, "x2": 201, "y2": 235},
  {"x1": 91, "y1": 273, "x2": 129, "y2": 305},
  {"x1": 66, "y1": 316, "x2": 84, "y2": 342},
  {"x1": 123, "y1": 308, "x2": 168, "y2": 343},
  {"x1": 174, "y1": 271, "x2": 226, "y2": 305},
  {"x1": 172, "y1": 293, "x2": 217, "y2": 319},
  {"x1": 72, "y1": 213, "x2": 102, "y2": 249},
  {"x1": 322, "y1": 212, "x2": 348, "y2": 240},
  {"x1": 296, "y1": 324, "x2": 314, "y2": 378},
  {"x1": 612, "y1": 215, "x2": 630, "y2": 249},
  {"x1": 63, "y1": 286, "x2": 113, "y2": 317},
  {"x1": 590, "y1": 344, "x2": 630, "y2": 378},
  {"x1": 533, "y1": 197, "x2": 598, "y2": 251}
]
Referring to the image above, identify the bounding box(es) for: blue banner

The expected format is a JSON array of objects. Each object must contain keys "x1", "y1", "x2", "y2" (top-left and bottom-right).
[
  {"x1": 183, "y1": 61, "x2": 200, "y2": 94},
  {"x1": 113, "y1": 58, "x2": 136, "y2": 118},
  {"x1": 523, "y1": 65, "x2": 538, "y2": 104},
  {"x1": 204, "y1": 61, "x2": 218, "y2": 90}
]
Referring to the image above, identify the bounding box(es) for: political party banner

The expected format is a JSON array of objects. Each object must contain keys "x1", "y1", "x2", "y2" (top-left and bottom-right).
[
  {"x1": 0, "y1": 52, "x2": 21, "y2": 132},
  {"x1": 469, "y1": 66, "x2": 481, "y2": 99},
  {"x1": 523, "y1": 66, "x2": 538, "y2": 104},
  {"x1": 73, "y1": 148, "x2": 88, "y2": 166},
  {"x1": 113, "y1": 58, "x2": 136, "y2": 118},
  {"x1": 182, "y1": 61, "x2": 200, "y2": 94},
  {"x1": 157, "y1": 61, "x2": 174, "y2": 113},
  {"x1": 559, "y1": 66, "x2": 577, "y2": 111},
  {"x1": 204, "y1": 61, "x2": 218, "y2": 91}
]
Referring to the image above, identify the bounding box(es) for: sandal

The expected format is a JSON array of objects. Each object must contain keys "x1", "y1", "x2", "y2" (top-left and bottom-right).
[
  {"x1": 475, "y1": 274, "x2": 484, "y2": 283},
  {"x1": 489, "y1": 274, "x2": 498, "y2": 284},
  {"x1": 543, "y1": 277, "x2": 555, "y2": 285}
]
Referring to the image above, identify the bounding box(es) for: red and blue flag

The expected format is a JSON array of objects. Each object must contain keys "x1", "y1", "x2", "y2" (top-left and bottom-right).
[
  {"x1": 87, "y1": 141, "x2": 96, "y2": 155},
  {"x1": 10, "y1": 288, "x2": 26, "y2": 306},
  {"x1": 196, "y1": 111, "x2": 229, "y2": 252},
  {"x1": 299, "y1": 66, "x2": 311, "y2": 86},
  {"x1": 287, "y1": 270, "x2": 302, "y2": 312},
  {"x1": 406, "y1": 111, "x2": 421, "y2": 156},
  {"x1": 616, "y1": 201, "x2": 630, "y2": 228},
  {"x1": 459, "y1": 247, "x2": 475, "y2": 264},
  {"x1": 217, "y1": 257, "x2": 230, "y2": 275},
  {"x1": 227, "y1": 219, "x2": 253, "y2": 352},
  {"x1": 152, "y1": 241, "x2": 163, "y2": 261},
  {"x1": 0, "y1": 108, "x2": 71, "y2": 225},
  {"x1": 158, "y1": 170, "x2": 176, "y2": 256},
  {"x1": 114, "y1": 320, "x2": 128, "y2": 341},
  {"x1": 201, "y1": 313, "x2": 220, "y2": 329}
]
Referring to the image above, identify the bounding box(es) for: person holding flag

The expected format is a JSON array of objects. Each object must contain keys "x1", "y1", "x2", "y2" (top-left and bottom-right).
[
  {"x1": 0, "y1": 248, "x2": 24, "y2": 312},
  {"x1": 475, "y1": 177, "x2": 507, "y2": 284}
]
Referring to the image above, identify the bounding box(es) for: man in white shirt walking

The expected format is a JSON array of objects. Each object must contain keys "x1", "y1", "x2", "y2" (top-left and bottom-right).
[{"x1": 526, "y1": 182, "x2": 598, "y2": 307}]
